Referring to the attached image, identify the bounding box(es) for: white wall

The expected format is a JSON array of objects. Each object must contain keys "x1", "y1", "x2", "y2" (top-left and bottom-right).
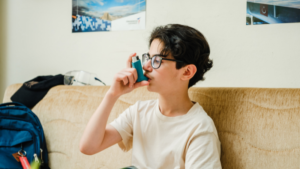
[
  {"x1": 0, "y1": 0, "x2": 7, "y2": 102},
  {"x1": 1, "y1": 0, "x2": 300, "y2": 101}
]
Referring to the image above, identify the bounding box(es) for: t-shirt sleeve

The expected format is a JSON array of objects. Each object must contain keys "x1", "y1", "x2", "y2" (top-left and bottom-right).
[
  {"x1": 185, "y1": 132, "x2": 222, "y2": 169},
  {"x1": 109, "y1": 103, "x2": 136, "y2": 152}
]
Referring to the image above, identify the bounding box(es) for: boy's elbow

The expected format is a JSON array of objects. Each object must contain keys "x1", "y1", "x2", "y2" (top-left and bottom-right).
[
  {"x1": 79, "y1": 142, "x2": 102, "y2": 155},
  {"x1": 80, "y1": 147, "x2": 94, "y2": 155},
  {"x1": 79, "y1": 143, "x2": 95, "y2": 155}
]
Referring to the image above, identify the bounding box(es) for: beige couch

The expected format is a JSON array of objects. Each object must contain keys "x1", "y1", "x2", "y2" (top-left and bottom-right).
[{"x1": 3, "y1": 84, "x2": 300, "y2": 169}]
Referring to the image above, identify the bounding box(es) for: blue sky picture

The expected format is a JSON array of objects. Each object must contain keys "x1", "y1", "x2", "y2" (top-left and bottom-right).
[
  {"x1": 247, "y1": 0, "x2": 300, "y2": 9},
  {"x1": 72, "y1": 0, "x2": 146, "y2": 32},
  {"x1": 246, "y1": 0, "x2": 300, "y2": 25},
  {"x1": 72, "y1": 0, "x2": 146, "y2": 18}
]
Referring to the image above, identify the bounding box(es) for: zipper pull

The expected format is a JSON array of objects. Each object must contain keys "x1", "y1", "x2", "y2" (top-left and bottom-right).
[
  {"x1": 34, "y1": 153, "x2": 40, "y2": 163},
  {"x1": 40, "y1": 148, "x2": 44, "y2": 164}
]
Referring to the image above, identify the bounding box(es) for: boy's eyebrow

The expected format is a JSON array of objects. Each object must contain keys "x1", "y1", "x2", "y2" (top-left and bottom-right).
[{"x1": 147, "y1": 52, "x2": 155, "y2": 58}]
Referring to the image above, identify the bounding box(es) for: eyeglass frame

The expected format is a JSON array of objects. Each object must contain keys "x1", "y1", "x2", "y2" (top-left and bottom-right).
[{"x1": 142, "y1": 53, "x2": 186, "y2": 69}]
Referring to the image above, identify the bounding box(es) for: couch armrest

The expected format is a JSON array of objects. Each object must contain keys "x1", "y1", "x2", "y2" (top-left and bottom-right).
[{"x1": 2, "y1": 83, "x2": 22, "y2": 103}]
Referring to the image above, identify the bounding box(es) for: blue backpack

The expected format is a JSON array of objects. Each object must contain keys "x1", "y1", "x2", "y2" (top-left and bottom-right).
[{"x1": 0, "y1": 102, "x2": 50, "y2": 169}]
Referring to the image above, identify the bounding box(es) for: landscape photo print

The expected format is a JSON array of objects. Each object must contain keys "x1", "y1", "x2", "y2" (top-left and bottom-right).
[
  {"x1": 246, "y1": 0, "x2": 300, "y2": 25},
  {"x1": 72, "y1": 0, "x2": 146, "y2": 32}
]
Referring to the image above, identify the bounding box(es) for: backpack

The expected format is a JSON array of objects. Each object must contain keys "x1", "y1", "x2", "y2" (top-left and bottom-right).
[{"x1": 0, "y1": 102, "x2": 50, "y2": 169}]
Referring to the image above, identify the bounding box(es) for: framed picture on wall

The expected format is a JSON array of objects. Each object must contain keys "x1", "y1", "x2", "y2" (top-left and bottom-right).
[
  {"x1": 246, "y1": 0, "x2": 300, "y2": 25},
  {"x1": 72, "y1": 0, "x2": 146, "y2": 32}
]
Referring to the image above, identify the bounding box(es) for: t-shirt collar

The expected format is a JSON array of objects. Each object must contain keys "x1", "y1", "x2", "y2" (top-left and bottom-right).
[{"x1": 155, "y1": 99, "x2": 200, "y2": 121}]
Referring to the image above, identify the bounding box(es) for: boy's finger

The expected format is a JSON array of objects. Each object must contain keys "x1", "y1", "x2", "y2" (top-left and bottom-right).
[
  {"x1": 127, "y1": 53, "x2": 136, "y2": 68},
  {"x1": 124, "y1": 68, "x2": 138, "y2": 82},
  {"x1": 118, "y1": 72, "x2": 129, "y2": 85},
  {"x1": 121, "y1": 71, "x2": 135, "y2": 87},
  {"x1": 133, "y1": 81, "x2": 149, "y2": 89}
]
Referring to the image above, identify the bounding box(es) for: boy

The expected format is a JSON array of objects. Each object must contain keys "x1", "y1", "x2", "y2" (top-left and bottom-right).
[{"x1": 80, "y1": 24, "x2": 222, "y2": 169}]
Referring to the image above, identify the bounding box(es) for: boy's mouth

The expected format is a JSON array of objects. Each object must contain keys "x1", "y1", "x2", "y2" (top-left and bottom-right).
[{"x1": 144, "y1": 74, "x2": 151, "y2": 80}]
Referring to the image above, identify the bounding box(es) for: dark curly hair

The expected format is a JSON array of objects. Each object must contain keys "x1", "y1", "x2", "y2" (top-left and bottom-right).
[{"x1": 149, "y1": 24, "x2": 212, "y2": 88}]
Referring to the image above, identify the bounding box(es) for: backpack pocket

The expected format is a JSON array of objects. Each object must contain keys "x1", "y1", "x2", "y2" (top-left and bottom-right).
[{"x1": 0, "y1": 129, "x2": 35, "y2": 169}]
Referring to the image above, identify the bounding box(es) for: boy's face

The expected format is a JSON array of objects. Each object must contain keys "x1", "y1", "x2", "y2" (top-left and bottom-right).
[{"x1": 143, "y1": 38, "x2": 183, "y2": 94}]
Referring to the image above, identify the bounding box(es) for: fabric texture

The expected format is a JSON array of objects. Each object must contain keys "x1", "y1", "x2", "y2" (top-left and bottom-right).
[
  {"x1": 3, "y1": 84, "x2": 300, "y2": 169},
  {"x1": 109, "y1": 99, "x2": 222, "y2": 169},
  {"x1": 11, "y1": 74, "x2": 64, "y2": 108}
]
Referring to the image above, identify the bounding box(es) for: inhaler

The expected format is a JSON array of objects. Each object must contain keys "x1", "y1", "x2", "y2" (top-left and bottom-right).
[{"x1": 132, "y1": 56, "x2": 148, "y2": 82}]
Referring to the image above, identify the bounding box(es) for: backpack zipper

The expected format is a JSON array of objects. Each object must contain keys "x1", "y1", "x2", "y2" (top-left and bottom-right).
[
  {"x1": 0, "y1": 117, "x2": 43, "y2": 148},
  {"x1": 0, "y1": 116, "x2": 44, "y2": 155},
  {"x1": 0, "y1": 113, "x2": 45, "y2": 143},
  {"x1": 0, "y1": 107, "x2": 46, "y2": 164},
  {"x1": 1, "y1": 127, "x2": 39, "y2": 162}
]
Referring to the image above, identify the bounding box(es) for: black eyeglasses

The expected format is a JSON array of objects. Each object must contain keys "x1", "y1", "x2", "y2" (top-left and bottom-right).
[{"x1": 142, "y1": 53, "x2": 185, "y2": 69}]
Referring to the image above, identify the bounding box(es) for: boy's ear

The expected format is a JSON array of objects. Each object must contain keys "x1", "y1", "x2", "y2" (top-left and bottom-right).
[{"x1": 181, "y1": 64, "x2": 197, "y2": 81}]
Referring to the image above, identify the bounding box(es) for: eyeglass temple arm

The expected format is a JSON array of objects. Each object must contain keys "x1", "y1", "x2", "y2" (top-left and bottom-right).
[
  {"x1": 94, "y1": 77, "x2": 106, "y2": 86},
  {"x1": 162, "y1": 58, "x2": 185, "y2": 63}
]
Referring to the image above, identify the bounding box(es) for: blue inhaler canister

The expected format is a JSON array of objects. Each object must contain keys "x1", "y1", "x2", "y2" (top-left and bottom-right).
[{"x1": 132, "y1": 56, "x2": 148, "y2": 82}]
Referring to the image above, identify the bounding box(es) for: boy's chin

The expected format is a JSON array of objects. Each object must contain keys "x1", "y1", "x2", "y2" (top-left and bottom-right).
[
  {"x1": 146, "y1": 84, "x2": 160, "y2": 93},
  {"x1": 146, "y1": 84, "x2": 155, "y2": 92}
]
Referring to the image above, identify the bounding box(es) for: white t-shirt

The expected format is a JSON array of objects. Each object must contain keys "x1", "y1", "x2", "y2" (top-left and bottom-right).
[{"x1": 110, "y1": 99, "x2": 222, "y2": 169}]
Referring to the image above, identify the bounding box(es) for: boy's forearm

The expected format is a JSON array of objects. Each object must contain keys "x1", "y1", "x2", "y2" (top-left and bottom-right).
[{"x1": 79, "y1": 90, "x2": 119, "y2": 154}]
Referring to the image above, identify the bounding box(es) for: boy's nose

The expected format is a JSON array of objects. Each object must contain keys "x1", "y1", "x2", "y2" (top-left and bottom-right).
[{"x1": 143, "y1": 59, "x2": 152, "y2": 71}]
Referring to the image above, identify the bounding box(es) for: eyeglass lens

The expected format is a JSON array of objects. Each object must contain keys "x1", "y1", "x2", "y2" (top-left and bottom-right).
[
  {"x1": 142, "y1": 54, "x2": 149, "y2": 65},
  {"x1": 152, "y1": 56, "x2": 162, "y2": 69},
  {"x1": 142, "y1": 54, "x2": 162, "y2": 69}
]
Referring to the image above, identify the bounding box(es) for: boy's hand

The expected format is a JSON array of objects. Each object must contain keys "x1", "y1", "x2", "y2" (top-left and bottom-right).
[{"x1": 108, "y1": 53, "x2": 149, "y2": 97}]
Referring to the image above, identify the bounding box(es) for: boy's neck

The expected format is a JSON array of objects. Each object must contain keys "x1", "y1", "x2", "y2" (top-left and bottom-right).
[{"x1": 158, "y1": 91, "x2": 194, "y2": 117}]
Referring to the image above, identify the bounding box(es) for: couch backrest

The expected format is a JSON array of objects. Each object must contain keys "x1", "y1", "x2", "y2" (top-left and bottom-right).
[{"x1": 3, "y1": 84, "x2": 300, "y2": 169}]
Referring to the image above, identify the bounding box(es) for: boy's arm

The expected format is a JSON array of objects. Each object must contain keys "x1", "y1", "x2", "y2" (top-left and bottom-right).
[
  {"x1": 79, "y1": 92, "x2": 121, "y2": 155},
  {"x1": 79, "y1": 53, "x2": 149, "y2": 155}
]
